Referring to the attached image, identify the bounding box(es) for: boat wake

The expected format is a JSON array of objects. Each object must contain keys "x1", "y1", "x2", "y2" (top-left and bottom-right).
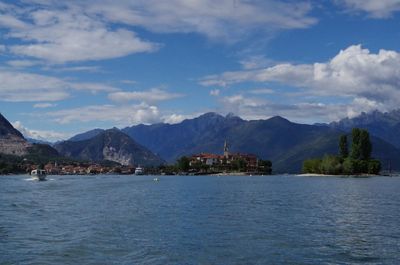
[{"x1": 24, "y1": 177, "x2": 37, "y2": 181}]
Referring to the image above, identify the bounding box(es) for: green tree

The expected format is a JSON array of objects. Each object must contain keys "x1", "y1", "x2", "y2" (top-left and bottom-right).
[
  {"x1": 177, "y1": 156, "x2": 190, "y2": 172},
  {"x1": 258, "y1": 159, "x2": 272, "y2": 174},
  {"x1": 320, "y1": 155, "x2": 342, "y2": 175},
  {"x1": 350, "y1": 128, "x2": 361, "y2": 159},
  {"x1": 231, "y1": 158, "x2": 247, "y2": 172},
  {"x1": 339, "y1": 134, "x2": 349, "y2": 158},
  {"x1": 342, "y1": 158, "x2": 357, "y2": 175},
  {"x1": 368, "y1": 160, "x2": 381, "y2": 174},
  {"x1": 302, "y1": 158, "x2": 322, "y2": 174},
  {"x1": 359, "y1": 130, "x2": 372, "y2": 160}
]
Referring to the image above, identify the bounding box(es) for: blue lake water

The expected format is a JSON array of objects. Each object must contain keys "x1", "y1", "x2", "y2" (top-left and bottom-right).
[{"x1": 1, "y1": 174, "x2": 400, "y2": 264}]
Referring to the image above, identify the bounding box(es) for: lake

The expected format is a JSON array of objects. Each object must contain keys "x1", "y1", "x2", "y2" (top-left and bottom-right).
[{"x1": 1, "y1": 174, "x2": 400, "y2": 264}]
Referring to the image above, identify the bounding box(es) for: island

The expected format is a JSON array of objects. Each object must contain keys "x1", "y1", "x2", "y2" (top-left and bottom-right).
[{"x1": 302, "y1": 128, "x2": 381, "y2": 175}]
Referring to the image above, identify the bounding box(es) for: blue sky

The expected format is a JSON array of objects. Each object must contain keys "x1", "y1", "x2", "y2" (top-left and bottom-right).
[{"x1": 1, "y1": 0, "x2": 400, "y2": 141}]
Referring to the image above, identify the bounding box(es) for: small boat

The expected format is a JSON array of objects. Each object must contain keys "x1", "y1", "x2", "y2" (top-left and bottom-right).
[
  {"x1": 153, "y1": 177, "x2": 159, "y2": 182},
  {"x1": 134, "y1": 167, "x2": 144, "y2": 175},
  {"x1": 31, "y1": 169, "x2": 47, "y2": 181}
]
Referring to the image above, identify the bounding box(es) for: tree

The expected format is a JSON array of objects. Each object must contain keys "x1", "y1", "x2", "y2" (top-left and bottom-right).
[
  {"x1": 339, "y1": 134, "x2": 349, "y2": 158},
  {"x1": 359, "y1": 130, "x2": 372, "y2": 160},
  {"x1": 177, "y1": 156, "x2": 190, "y2": 172},
  {"x1": 320, "y1": 155, "x2": 342, "y2": 175},
  {"x1": 258, "y1": 159, "x2": 272, "y2": 174},
  {"x1": 342, "y1": 158, "x2": 357, "y2": 175},
  {"x1": 368, "y1": 160, "x2": 381, "y2": 175},
  {"x1": 350, "y1": 128, "x2": 361, "y2": 159},
  {"x1": 302, "y1": 159, "x2": 322, "y2": 174}
]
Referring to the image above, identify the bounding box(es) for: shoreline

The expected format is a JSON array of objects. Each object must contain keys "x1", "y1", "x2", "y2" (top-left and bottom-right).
[{"x1": 296, "y1": 173, "x2": 389, "y2": 177}]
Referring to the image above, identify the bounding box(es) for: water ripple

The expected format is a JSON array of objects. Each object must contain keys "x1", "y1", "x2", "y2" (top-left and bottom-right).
[{"x1": 1, "y1": 175, "x2": 400, "y2": 264}]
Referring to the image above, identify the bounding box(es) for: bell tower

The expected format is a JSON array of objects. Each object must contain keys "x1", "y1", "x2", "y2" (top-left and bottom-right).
[{"x1": 223, "y1": 140, "x2": 229, "y2": 158}]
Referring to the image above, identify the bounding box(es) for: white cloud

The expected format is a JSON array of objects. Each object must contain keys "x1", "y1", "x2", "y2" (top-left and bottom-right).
[
  {"x1": 0, "y1": 70, "x2": 119, "y2": 102},
  {"x1": 52, "y1": 66, "x2": 101, "y2": 72},
  {"x1": 33, "y1": 102, "x2": 56, "y2": 108},
  {"x1": 249, "y1": 88, "x2": 275, "y2": 94},
  {"x1": 219, "y1": 94, "x2": 362, "y2": 123},
  {"x1": 2, "y1": 5, "x2": 159, "y2": 63},
  {"x1": 336, "y1": 0, "x2": 400, "y2": 18},
  {"x1": 202, "y1": 45, "x2": 400, "y2": 113},
  {"x1": 6, "y1": 60, "x2": 41, "y2": 67},
  {"x1": 0, "y1": 0, "x2": 308, "y2": 63},
  {"x1": 70, "y1": 83, "x2": 118, "y2": 93},
  {"x1": 0, "y1": 45, "x2": 5, "y2": 53},
  {"x1": 239, "y1": 55, "x2": 272, "y2": 70},
  {"x1": 0, "y1": 71, "x2": 70, "y2": 102},
  {"x1": 0, "y1": 1, "x2": 318, "y2": 64},
  {"x1": 12, "y1": 120, "x2": 70, "y2": 141},
  {"x1": 0, "y1": 13, "x2": 27, "y2": 29},
  {"x1": 41, "y1": 103, "x2": 197, "y2": 126},
  {"x1": 120, "y1": 80, "x2": 137, "y2": 85},
  {"x1": 162, "y1": 114, "x2": 188, "y2": 124},
  {"x1": 210, "y1": 89, "x2": 220, "y2": 96},
  {"x1": 85, "y1": 0, "x2": 317, "y2": 42},
  {"x1": 108, "y1": 88, "x2": 183, "y2": 103},
  {"x1": 44, "y1": 103, "x2": 162, "y2": 125}
]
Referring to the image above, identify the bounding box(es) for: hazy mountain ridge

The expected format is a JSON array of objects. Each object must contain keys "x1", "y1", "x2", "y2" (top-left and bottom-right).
[
  {"x1": 68, "y1": 129, "x2": 105, "y2": 142},
  {"x1": 330, "y1": 109, "x2": 400, "y2": 148},
  {"x1": 55, "y1": 129, "x2": 164, "y2": 166}
]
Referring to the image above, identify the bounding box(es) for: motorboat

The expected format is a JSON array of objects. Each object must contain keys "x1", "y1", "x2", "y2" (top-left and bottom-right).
[
  {"x1": 134, "y1": 167, "x2": 144, "y2": 175},
  {"x1": 31, "y1": 169, "x2": 47, "y2": 181}
]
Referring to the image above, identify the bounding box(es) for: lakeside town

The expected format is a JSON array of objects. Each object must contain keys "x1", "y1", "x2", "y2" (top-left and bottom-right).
[{"x1": 2, "y1": 140, "x2": 272, "y2": 176}]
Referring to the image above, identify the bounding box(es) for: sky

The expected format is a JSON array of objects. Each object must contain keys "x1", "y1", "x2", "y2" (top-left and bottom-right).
[{"x1": 1, "y1": 0, "x2": 400, "y2": 141}]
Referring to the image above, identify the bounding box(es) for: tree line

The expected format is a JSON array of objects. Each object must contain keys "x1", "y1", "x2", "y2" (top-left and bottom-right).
[{"x1": 303, "y1": 128, "x2": 381, "y2": 175}]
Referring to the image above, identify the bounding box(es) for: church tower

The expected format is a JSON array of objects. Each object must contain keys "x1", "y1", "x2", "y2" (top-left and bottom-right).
[{"x1": 223, "y1": 140, "x2": 229, "y2": 158}]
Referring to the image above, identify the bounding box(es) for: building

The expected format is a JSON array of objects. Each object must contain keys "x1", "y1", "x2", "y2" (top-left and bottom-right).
[{"x1": 190, "y1": 140, "x2": 259, "y2": 170}]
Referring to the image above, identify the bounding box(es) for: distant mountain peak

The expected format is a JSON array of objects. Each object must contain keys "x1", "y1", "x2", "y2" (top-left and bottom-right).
[
  {"x1": 0, "y1": 113, "x2": 24, "y2": 139},
  {"x1": 330, "y1": 108, "x2": 400, "y2": 148},
  {"x1": 56, "y1": 129, "x2": 164, "y2": 166},
  {"x1": 197, "y1": 112, "x2": 224, "y2": 120},
  {"x1": 69, "y1": 128, "x2": 104, "y2": 142},
  {"x1": 267, "y1": 116, "x2": 291, "y2": 124}
]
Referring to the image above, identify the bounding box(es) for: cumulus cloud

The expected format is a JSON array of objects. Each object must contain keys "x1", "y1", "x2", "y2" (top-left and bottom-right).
[
  {"x1": 219, "y1": 94, "x2": 375, "y2": 123},
  {"x1": 12, "y1": 121, "x2": 70, "y2": 141},
  {"x1": 336, "y1": 0, "x2": 400, "y2": 18},
  {"x1": 40, "y1": 103, "x2": 197, "y2": 126},
  {"x1": 0, "y1": 70, "x2": 118, "y2": 102},
  {"x1": 108, "y1": 88, "x2": 183, "y2": 103},
  {"x1": 162, "y1": 114, "x2": 190, "y2": 124},
  {"x1": 202, "y1": 45, "x2": 400, "y2": 114}
]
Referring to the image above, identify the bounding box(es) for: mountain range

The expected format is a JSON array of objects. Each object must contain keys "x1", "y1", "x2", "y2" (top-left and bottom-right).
[
  {"x1": 120, "y1": 112, "x2": 400, "y2": 173},
  {"x1": 330, "y1": 109, "x2": 400, "y2": 149},
  {"x1": 3, "y1": 110, "x2": 400, "y2": 173}
]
